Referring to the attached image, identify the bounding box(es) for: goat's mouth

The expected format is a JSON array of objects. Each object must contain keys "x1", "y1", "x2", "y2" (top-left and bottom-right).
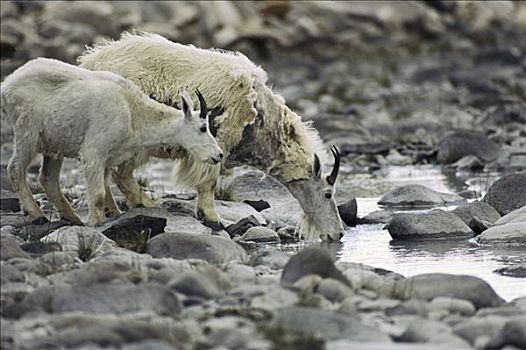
[{"x1": 207, "y1": 156, "x2": 221, "y2": 165}]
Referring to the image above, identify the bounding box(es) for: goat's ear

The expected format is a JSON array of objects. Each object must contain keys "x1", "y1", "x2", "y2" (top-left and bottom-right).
[
  {"x1": 181, "y1": 94, "x2": 192, "y2": 119},
  {"x1": 312, "y1": 153, "x2": 322, "y2": 179}
]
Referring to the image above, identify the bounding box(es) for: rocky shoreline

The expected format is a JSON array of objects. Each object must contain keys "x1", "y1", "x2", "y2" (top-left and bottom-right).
[{"x1": 1, "y1": 1, "x2": 526, "y2": 349}]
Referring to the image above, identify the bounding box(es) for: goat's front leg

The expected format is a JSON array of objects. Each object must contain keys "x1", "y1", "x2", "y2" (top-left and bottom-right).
[
  {"x1": 39, "y1": 155, "x2": 82, "y2": 225},
  {"x1": 196, "y1": 178, "x2": 223, "y2": 227},
  {"x1": 81, "y1": 156, "x2": 107, "y2": 225},
  {"x1": 8, "y1": 147, "x2": 45, "y2": 223},
  {"x1": 112, "y1": 161, "x2": 156, "y2": 208}
]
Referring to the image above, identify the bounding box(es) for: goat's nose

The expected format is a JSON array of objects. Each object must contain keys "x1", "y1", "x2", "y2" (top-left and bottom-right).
[
  {"x1": 219, "y1": 153, "x2": 224, "y2": 159},
  {"x1": 339, "y1": 232, "x2": 344, "y2": 239}
]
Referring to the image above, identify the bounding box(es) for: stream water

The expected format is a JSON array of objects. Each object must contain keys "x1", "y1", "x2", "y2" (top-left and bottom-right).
[{"x1": 339, "y1": 166, "x2": 525, "y2": 302}]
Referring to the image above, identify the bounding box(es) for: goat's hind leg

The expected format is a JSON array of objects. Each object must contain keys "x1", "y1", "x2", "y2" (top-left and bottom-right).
[
  {"x1": 7, "y1": 140, "x2": 46, "y2": 222},
  {"x1": 39, "y1": 155, "x2": 82, "y2": 225},
  {"x1": 81, "y1": 154, "x2": 107, "y2": 225},
  {"x1": 103, "y1": 167, "x2": 121, "y2": 217}
]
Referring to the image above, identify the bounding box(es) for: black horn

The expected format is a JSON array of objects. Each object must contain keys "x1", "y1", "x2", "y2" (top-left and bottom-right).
[
  {"x1": 327, "y1": 145, "x2": 340, "y2": 186},
  {"x1": 195, "y1": 89, "x2": 207, "y2": 119}
]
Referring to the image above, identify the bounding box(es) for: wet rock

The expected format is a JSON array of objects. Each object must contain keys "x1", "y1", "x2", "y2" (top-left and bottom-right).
[
  {"x1": 100, "y1": 207, "x2": 168, "y2": 242},
  {"x1": 437, "y1": 130, "x2": 501, "y2": 164},
  {"x1": 360, "y1": 209, "x2": 395, "y2": 224},
  {"x1": 452, "y1": 201, "x2": 501, "y2": 226},
  {"x1": 398, "y1": 318, "x2": 471, "y2": 348},
  {"x1": 378, "y1": 184, "x2": 464, "y2": 208},
  {"x1": 392, "y1": 273, "x2": 505, "y2": 309},
  {"x1": 147, "y1": 233, "x2": 247, "y2": 264},
  {"x1": 241, "y1": 226, "x2": 280, "y2": 243},
  {"x1": 450, "y1": 155, "x2": 485, "y2": 171},
  {"x1": 483, "y1": 173, "x2": 526, "y2": 215},
  {"x1": 0, "y1": 239, "x2": 30, "y2": 260},
  {"x1": 338, "y1": 198, "x2": 358, "y2": 226},
  {"x1": 386, "y1": 209, "x2": 474, "y2": 239},
  {"x1": 243, "y1": 199, "x2": 270, "y2": 212},
  {"x1": 281, "y1": 247, "x2": 349, "y2": 286},
  {"x1": 225, "y1": 215, "x2": 261, "y2": 237},
  {"x1": 468, "y1": 217, "x2": 492, "y2": 234},
  {"x1": 276, "y1": 226, "x2": 297, "y2": 242},
  {"x1": 272, "y1": 306, "x2": 392, "y2": 342},
  {"x1": 476, "y1": 222, "x2": 526, "y2": 245},
  {"x1": 0, "y1": 189, "x2": 20, "y2": 212},
  {"x1": 493, "y1": 263, "x2": 526, "y2": 278},
  {"x1": 168, "y1": 265, "x2": 230, "y2": 300},
  {"x1": 492, "y1": 205, "x2": 526, "y2": 226}
]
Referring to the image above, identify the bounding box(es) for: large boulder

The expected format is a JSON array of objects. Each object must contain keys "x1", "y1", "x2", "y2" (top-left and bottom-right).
[
  {"x1": 392, "y1": 273, "x2": 505, "y2": 309},
  {"x1": 452, "y1": 201, "x2": 501, "y2": 226},
  {"x1": 437, "y1": 130, "x2": 501, "y2": 164},
  {"x1": 386, "y1": 209, "x2": 474, "y2": 239},
  {"x1": 281, "y1": 247, "x2": 349, "y2": 286},
  {"x1": 378, "y1": 184, "x2": 464, "y2": 208},
  {"x1": 484, "y1": 173, "x2": 526, "y2": 215},
  {"x1": 492, "y1": 205, "x2": 526, "y2": 226},
  {"x1": 475, "y1": 222, "x2": 526, "y2": 245},
  {"x1": 147, "y1": 233, "x2": 247, "y2": 264}
]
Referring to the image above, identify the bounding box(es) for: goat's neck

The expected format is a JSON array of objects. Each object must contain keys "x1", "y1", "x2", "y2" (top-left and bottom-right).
[{"x1": 132, "y1": 107, "x2": 184, "y2": 151}]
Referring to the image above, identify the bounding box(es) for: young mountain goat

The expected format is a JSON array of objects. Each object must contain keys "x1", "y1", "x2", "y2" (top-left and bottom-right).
[
  {"x1": 79, "y1": 32, "x2": 344, "y2": 241},
  {"x1": 1, "y1": 58, "x2": 223, "y2": 225}
]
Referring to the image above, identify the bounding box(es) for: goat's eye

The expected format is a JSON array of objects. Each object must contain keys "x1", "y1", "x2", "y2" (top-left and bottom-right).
[
  {"x1": 200, "y1": 126, "x2": 207, "y2": 133},
  {"x1": 325, "y1": 192, "x2": 332, "y2": 199}
]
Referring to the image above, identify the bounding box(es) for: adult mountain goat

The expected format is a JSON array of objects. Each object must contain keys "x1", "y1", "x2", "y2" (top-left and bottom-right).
[
  {"x1": 1, "y1": 58, "x2": 223, "y2": 225},
  {"x1": 79, "y1": 32, "x2": 344, "y2": 241}
]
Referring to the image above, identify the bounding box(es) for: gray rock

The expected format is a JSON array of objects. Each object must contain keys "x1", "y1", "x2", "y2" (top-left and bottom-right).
[
  {"x1": 225, "y1": 263, "x2": 256, "y2": 283},
  {"x1": 338, "y1": 198, "x2": 358, "y2": 226},
  {"x1": 429, "y1": 297, "x2": 476, "y2": 316},
  {"x1": 378, "y1": 184, "x2": 464, "y2": 208},
  {"x1": 201, "y1": 316, "x2": 271, "y2": 350},
  {"x1": 398, "y1": 318, "x2": 471, "y2": 348},
  {"x1": 100, "y1": 207, "x2": 168, "y2": 242},
  {"x1": 225, "y1": 215, "x2": 260, "y2": 237},
  {"x1": 276, "y1": 226, "x2": 297, "y2": 242},
  {"x1": 251, "y1": 287, "x2": 299, "y2": 310},
  {"x1": 272, "y1": 306, "x2": 392, "y2": 342},
  {"x1": 0, "y1": 189, "x2": 20, "y2": 212},
  {"x1": 251, "y1": 249, "x2": 290, "y2": 270},
  {"x1": 386, "y1": 209, "x2": 474, "y2": 239},
  {"x1": 20, "y1": 241, "x2": 62, "y2": 258},
  {"x1": 484, "y1": 173, "x2": 526, "y2": 215},
  {"x1": 147, "y1": 233, "x2": 247, "y2": 264},
  {"x1": 0, "y1": 238, "x2": 30, "y2": 260},
  {"x1": 487, "y1": 316, "x2": 526, "y2": 349},
  {"x1": 468, "y1": 217, "x2": 492, "y2": 234},
  {"x1": 450, "y1": 155, "x2": 484, "y2": 170},
  {"x1": 168, "y1": 265, "x2": 230, "y2": 300},
  {"x1": 42, "y1": 226, "x2": 117, "y2": 257},
  {"x1": 241, "y1": 226, "x2": 280, "y2": 243},
  {"x1": 453, "y1": 315, "x2": 508, "y2": 348},
  {"x1": 281, "y1": 247, "x2": 349, "y2": 286},
  {"x1": 493, "y1": 263, "x2": 526, "y2": 278},
  {"x1": 50, "y1": 281, "x2": 181, "y2": 315},
  {"x1": 19, "y1": 220, "x2": 72, "y2": 241},
  {"x1": 437, "y1": 130, "x2": 501, "y2": 164},
  {"x1": 392, "y1": 273, "x2": 505, "y2": 309},
  {"x1": 317, "y1": 278, "x2": 354, "y2": 303},
  {"x1": 361, "y1": 209, "x2": 396, "y2": 224},
  {"x1": 215, "y1": 201, "x2": 266, "y2": 226},
  {"x1": 493, "y1": 205, "x2": 526, "y2": 226},
  {"x1": 452, "y1": 201, "x2": 501, "y2": 226},
  {"x1": 475, "y1": 222, "x2": 526, "y2": 245}
]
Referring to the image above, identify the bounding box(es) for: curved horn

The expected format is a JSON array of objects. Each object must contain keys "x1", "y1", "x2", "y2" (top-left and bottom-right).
[
  {"x1": 326, "y1": 145, "x2": 340, "y2": 186},
  {"x1": 195, "y1": 89, "x2": 207, "y2": 119}
]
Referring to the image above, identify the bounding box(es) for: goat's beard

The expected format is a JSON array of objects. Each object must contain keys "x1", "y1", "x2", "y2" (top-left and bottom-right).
[{"x1": 295, "y1": 214, "x2": 323, "y2": 242}]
